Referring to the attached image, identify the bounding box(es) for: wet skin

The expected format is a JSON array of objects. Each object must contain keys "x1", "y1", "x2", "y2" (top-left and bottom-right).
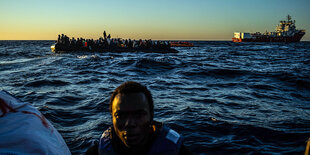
[{"x1": 111, "y1": 92, "x2": 153, "y2": 148}]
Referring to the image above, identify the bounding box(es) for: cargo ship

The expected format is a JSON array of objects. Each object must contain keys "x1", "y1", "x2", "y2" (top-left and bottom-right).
[{"x1": 232, "y1": 15, "x2": 305, "y2": 42}]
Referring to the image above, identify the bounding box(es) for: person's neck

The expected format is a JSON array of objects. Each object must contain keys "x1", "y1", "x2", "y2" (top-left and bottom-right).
[{"x1": 111, "y1": 126, "x2": 156, "y2": 154}]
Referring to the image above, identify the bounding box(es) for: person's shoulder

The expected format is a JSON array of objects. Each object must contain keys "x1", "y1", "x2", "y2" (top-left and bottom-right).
[
  {"x1": 86, "y1": 127, "x2": 113, "y2": 155},
  {"x1": 154, "y1": 121, "x2": 192, "y2": 155},
  {"x1": 165, "y1": 127, "x2": 182, "y2": 144},
  {"x1": 101, "y1": 127, "x2": 112, "y2": 139},
  {"x1": 155, "y1": 122, "x2": 182, "y2": 145}
]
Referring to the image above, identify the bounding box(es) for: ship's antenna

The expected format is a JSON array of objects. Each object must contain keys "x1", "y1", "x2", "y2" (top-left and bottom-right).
[{"x1": 287, "y1": 15, "x2": 291, "y2": 21}]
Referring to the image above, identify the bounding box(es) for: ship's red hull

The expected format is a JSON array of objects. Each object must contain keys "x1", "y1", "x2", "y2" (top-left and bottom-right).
[{"x1": 232, "y1": 31, "x2": 305, "y2": 43}]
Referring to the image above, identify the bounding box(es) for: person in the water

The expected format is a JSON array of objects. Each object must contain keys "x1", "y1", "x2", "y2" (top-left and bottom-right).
[{"x1": 86, "y1": 81, "x2": 192, "y2": 155}]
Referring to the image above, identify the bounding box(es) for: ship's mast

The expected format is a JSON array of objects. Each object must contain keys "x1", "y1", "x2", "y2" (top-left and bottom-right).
[{"x1": 287, "y1": 15, "x2": 291, "y2": 21}]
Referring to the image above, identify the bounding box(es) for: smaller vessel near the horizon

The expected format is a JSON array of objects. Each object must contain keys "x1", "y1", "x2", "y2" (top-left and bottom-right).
[
  {"x1": 232, "y1": 15, "x2": 306, "y2": 42},
  {"x1": 170, "y1": 41, "x2": 194, "y2": 47}
]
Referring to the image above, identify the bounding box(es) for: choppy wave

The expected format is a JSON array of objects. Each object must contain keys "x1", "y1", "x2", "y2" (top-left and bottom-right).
[{"x1": 0, "y1": 40, "x2": 310, "y2": 154}]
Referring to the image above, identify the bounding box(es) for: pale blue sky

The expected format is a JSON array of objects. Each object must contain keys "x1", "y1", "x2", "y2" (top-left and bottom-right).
[{"x1": 0, "y1": 0, "x2": 309, "y2": 40}]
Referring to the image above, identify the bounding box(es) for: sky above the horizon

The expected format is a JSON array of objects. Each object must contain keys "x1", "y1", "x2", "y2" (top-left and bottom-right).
[{"x1": 0, "y1": 0, "x2": 309, "y2": 41}]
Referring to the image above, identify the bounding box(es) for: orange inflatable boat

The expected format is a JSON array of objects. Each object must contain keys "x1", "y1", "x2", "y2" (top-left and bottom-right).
[{"x1": 170, "y1": 42, "x2": 194, "y2": 47}]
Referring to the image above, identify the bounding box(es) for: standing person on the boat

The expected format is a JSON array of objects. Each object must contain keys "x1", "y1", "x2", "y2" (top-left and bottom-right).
[
  {"x1": 103, "y1": 31, "x2": 107, "y2": 40},
  {"x1": 61, "y1": 34, "x2": 64, "y2": 44},
  {"x1": 86, "y1": 81, "x2": 192, "y2": 155},
  {"x1": 57, "y1": 34, "x2": 61, "y2": 44}
]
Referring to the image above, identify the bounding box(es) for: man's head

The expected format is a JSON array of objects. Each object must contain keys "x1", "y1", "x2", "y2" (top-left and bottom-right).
[{"x1": 109, "y1": 81, "x2": 154, "y2": 148}]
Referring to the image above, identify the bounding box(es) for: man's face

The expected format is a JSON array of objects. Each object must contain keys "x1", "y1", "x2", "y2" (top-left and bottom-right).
[{"x1": 111, "y1": 92, "x2": 152, "y2": 148}]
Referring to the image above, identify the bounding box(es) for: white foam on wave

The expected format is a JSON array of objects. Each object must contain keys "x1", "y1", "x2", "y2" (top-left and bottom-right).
[
  {"x1": 0, "y1": 58, "x2": 36, "y2": 65},
  {"x1": 77, "y1": 55, "x2": 88, "y2": 59},
  {"x1": 77, "y1": 55, "x2": 99, "y2": 59}
]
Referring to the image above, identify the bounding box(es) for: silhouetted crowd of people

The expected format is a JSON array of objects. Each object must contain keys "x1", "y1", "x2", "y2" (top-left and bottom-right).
[{"x1": 56, "y1": 31, "x2": 172, "y2": 51}]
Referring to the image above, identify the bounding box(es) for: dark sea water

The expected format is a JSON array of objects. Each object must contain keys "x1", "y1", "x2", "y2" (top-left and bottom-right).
[{"x1": 0, "y1": 40, "x2": 309, "y2": 154}]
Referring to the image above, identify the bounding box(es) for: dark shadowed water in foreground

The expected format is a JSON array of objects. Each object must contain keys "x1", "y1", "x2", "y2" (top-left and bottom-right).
[{"x1": 0, "y1": 40, "x2": 309, "y2": 154}]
